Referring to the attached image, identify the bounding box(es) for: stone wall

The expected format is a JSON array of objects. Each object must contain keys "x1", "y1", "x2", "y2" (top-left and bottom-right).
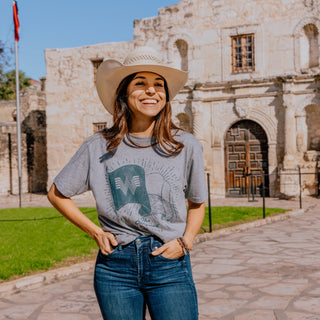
[
  {"x1": 45, "y1": 0, "x2": 320, "y2": 198},
  {"x1": 0, "y1": 123, "x2": 27, "y2": 195},
  {"x1": 0, "y1": 85, "x2": 47, "y2": 195},
  {"x1": 45, "y1": 41, "x2": 134, "y2": 186},
  {"x1": 134, "y1": 0, "x2": 320, "y2": 81}
]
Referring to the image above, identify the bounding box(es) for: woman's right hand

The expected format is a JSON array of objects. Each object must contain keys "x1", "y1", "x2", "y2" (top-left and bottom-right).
[
  {"x1": 93, "y1": 229, "x2": 118, "y2": 255},
  {"x1": 47, "y1": 184, "x2": 118, "y2": 256}
]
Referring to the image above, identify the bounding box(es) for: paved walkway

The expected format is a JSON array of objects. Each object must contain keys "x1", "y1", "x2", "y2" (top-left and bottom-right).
[
  {"x1": 0, "y1": 192, "x2": 316, "y2": 210},
  {"x1": 0, "y1": 195, "x2": 319, "y2": 319},
  {"x1": 194, "y1": 200, "x2": 320, "y2": 320}
]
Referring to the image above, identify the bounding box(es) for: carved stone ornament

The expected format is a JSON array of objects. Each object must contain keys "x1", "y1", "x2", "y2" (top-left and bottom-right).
[
  {"x1": 234, "y1": 104, "x2": 248, "y2": 118},
  {"x1": 303, "y1": 0, "x2": 317, "y2": 10},
  {"x1": 304, "y1": 150, "x2": 320, "y2": 161},
  {"x1": 304, "y1": 0, "x2": 314, "y2": 8}
]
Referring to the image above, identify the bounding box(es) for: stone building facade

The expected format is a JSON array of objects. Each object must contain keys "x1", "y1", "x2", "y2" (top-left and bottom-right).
[
  {"x1": 45, "y1": 0, "x2": 320, "y2": 199},
  {"x1": 0, "y1": 81, "x2": 47, "y2": 195}
]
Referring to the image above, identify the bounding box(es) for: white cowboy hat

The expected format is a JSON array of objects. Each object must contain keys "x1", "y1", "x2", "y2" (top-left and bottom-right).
[{"x1": 95, "y1": 46, "x2": 188, "y2": 115}]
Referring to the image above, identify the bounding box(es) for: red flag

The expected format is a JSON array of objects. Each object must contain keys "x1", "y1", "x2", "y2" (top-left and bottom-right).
[{"x1": 13, "y1": 1, "x2": 20, "y2": 41}]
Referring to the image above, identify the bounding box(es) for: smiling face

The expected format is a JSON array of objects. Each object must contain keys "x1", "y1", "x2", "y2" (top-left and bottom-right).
[{"x1": 126, "y1": 72, "x2": 167, "y2": 124}]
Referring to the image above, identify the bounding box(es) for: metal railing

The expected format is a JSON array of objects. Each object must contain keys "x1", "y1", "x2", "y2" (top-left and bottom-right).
[{"x1": 206, "y1": 169, "x2": 320, "y2": 232}]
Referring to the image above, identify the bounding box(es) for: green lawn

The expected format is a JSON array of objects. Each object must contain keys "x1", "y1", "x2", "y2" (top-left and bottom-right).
[
  {"x1": 0, "y1": 207, "x2": 99, "y2": 281},
  {"x1": 201, "y1": 206, "x2": 287, "y2": 232},
  {"x1": 0, "y1": 206, "x2": 287, "y2": 281}
]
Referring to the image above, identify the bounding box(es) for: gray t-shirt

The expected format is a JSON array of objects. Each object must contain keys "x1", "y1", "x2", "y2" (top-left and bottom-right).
[{"x1": 54, "y1": 131, "x2": 207, "y2": 245}]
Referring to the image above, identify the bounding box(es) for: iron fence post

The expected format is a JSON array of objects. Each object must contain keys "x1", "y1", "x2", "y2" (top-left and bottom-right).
[
  {"x1": 262, "y1": 173, "x2": 266, "y2": 219},
  {"x1": 207, "y1": 173, "x2": 212, "y2": 233},
  {"x1": 298, "y1": 166, "x2": 302, "y2": 209},
  {"x1": 251, "y1": 174, "x2": 255, "y2": 201},
  {"x1": 317, "y1": 169, "x2": 320, "y2": 199},
  {"x1": 248, "y1": 173, "x2": 257, "y2": 202}
]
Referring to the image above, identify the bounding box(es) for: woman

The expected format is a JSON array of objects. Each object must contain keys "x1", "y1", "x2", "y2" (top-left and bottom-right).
[{"x1": 48, "y1": 46, "x2": 207, "y2": 320}]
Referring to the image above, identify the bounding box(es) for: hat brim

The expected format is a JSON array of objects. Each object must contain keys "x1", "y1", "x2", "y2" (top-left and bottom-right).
[{"x1": 96, "y1": 59, "x2": 188, "y2": 115}]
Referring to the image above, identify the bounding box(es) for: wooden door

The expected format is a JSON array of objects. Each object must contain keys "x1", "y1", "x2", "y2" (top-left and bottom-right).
[{"x1": 225, "y1": 120, "x2": 269, "y2": 197}]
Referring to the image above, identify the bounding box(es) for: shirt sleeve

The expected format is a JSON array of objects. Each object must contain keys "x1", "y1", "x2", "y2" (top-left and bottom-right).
[
  {"x1": 53, "y1": 141, "x2": 90, "y2": 198},
  {"x1": 185, "y1": 139, "x2": 208, "y2": 203}
]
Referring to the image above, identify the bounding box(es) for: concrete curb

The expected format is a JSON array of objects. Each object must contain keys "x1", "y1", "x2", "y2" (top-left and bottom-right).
[
  {"x1": 0, "y1": 261, "x2": 95, "y2": 298},
  {"x1": 194, "y1": 208, "x2": 304, "y2": 244},
  {"x1": 0, "y1": 208, "x2": 304, "y2": 297}
]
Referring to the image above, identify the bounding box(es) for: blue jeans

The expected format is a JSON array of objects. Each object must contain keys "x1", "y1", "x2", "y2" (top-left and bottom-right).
[{"x1": 94, "y1": 235, "x2": 198, "y2": 320}]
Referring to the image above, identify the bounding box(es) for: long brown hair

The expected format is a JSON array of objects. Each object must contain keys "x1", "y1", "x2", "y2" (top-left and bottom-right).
[{"x1": 101, "y1": 73, "x2": 184, "y2": 155}]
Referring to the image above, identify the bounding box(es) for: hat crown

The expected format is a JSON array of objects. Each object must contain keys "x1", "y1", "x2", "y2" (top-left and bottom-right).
[
  {"x1": 96, "y1": 46, "x2": 188, "y2": 115},
  {"x1": 123, "y1": 46, "x2": 163, "y2": 66}
]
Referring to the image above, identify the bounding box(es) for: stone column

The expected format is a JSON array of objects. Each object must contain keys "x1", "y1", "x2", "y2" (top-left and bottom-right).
[
  {"x1": 191, "y1": 101, "x2": 205, "y2": 144},
  {"x1": 208, "y1": 102, "x2": 225, "y2": 198},
  {"x1": 283, "y1": 93, "x2": 297, "y2": 168},
  {"x1": 280, "y1": 92, "x2": 299, "y2": 198},
  {"x1": 192, "y1": 101, "x2": 209, "y2": 175},
  {"x1": 295, "y1": 113, "x2": 307, "y2": 154},
  {"x1": 267, "y1": 142, "x2": 278, "y2": 197}
]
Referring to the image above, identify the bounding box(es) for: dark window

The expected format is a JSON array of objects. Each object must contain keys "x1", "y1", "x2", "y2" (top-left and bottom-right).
[
  {"x1": 232, "y1": 34, "x2": 255, "y2": 73},
  {"x1": 93, "y1": 122, "x2": 107, "y2": 133}
]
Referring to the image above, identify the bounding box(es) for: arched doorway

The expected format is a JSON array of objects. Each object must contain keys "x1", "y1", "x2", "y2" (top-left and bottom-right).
[{"x1": 225, "y1": 120, "x2": 269, "y2": 197}]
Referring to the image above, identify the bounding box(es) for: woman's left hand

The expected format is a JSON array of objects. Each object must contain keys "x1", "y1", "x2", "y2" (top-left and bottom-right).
[{"x1": 151, "y1": 239, "x2": 185, "y2": 259}]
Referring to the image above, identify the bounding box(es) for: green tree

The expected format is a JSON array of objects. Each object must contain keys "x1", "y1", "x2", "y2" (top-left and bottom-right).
[
  {"x1": 0, "y1": 70, "x2": 31, "y2": 100},
  {"x1": 0, "y1": 40, "x2": 30, "y2": 100},
  {"x1": 0, "y1": 41, "x2": 5, "y2": 79}
]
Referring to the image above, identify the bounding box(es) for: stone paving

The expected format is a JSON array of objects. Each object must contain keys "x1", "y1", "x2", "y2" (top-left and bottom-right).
[
  {"x1": 194, "y1": 200, "x2": 320, "y2": 320},
  {"x1": 0, "y1": 195, "x2": 319, "y2": 319}
]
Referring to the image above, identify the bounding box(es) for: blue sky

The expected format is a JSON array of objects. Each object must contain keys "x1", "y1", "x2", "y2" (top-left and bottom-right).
[{"x1": 0, "y1": 0, "x2": 179, "y2": 81}]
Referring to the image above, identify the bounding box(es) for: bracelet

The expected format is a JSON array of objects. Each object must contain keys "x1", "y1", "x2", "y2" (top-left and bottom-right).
[
  {"x1": 180, "y1": 236, "x2": 192, "y2": 253},
  {"x1": 178, "y1": 236, "x2": 192, "y2": 254},
  {"x1": 177, "y1": 238, "x2": 187, "y2": 255}
]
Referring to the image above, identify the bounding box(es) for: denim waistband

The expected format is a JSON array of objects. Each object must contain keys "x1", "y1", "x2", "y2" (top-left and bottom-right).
[{"x1": 117, "y1": 235, "x2": 163, "y2": 251}]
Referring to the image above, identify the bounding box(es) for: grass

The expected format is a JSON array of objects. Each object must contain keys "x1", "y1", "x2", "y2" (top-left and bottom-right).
[
  {"x1": 0, "y1": 206, "x2": 288, "y2": 281},
  {"x1": 0, "y1": 207, "x2": 99, "y2": 281},
  {"x1": 200, "y1": 206, "x2": 288, "y2": 232}
]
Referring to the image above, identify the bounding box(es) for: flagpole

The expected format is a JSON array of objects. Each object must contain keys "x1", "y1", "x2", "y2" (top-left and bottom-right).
[
  {"x1": 15, "y1": 39, "x2": 22, "y2": 208},
  {"x1": 13, "y1": 0, "x2": 22, "y2": 207}
]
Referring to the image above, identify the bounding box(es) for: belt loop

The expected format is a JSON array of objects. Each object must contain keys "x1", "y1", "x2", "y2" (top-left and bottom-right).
[{"x1": 150, "y1": 235, "x2": 154, "y2": 250}]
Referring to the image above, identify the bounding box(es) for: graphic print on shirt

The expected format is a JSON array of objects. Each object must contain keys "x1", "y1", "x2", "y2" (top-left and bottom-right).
[
  {"x1": 108, "y1": 164, "x2": 151, "y2": 216},
  {"x1": 105, "y1": 158, "x2": 183, "y2": 230}
]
